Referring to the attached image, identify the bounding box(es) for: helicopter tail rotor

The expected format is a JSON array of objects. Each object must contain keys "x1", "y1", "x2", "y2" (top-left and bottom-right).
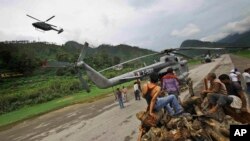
[
  {"x1": 77, "y1": 68, "x2": 90, "y2": 93},
  {"x1": 42, "y1": 42, "x2": 90, "y2": 92},
  {"x1": 75, "y1": 42, "x2": 90, "y2": 92}
]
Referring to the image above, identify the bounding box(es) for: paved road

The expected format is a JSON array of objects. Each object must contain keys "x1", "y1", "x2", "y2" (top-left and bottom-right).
[{"x1": 0, "y1": 55, "x2": 230, "y2": 141}]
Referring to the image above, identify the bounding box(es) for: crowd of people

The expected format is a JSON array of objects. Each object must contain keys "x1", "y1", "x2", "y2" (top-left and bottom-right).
[
  {"x1": 228, "y1": 67, "x2": 250, "y2": 94},
  {"x1": 136, "y1": 67, "x2": 250, "y2": 140},
  {"x1": 194, "y1": 67, "x2": 250, "y2": 123},
  {"x1": 115, "y1": 66, "x2": 250, "y2": 119}
]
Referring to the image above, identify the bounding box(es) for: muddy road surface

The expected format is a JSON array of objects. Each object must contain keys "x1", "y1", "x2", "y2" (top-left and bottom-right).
[{"x1": 0, "y1": 55, "x2": 231, "y2": 141}]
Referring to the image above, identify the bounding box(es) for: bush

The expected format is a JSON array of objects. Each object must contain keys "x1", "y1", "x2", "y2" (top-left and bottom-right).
[
  {"x1": 70, "y1": 81, "x2": 80, "y2": 91},
  {"x1": 0, "y1": 78, "x2": 82, "y2": 114},
  {"x1": 56, "y1": 68, "x2": 66, "y2": 76}
]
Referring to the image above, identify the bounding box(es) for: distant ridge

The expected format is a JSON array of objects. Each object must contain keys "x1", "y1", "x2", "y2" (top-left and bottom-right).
[
  {"x1": 64, "y1": 41, "x2": 156, "y2": 61},
  {"x1": 181, "y1": 29, "x2": 250, "y2": 48},
  {"x1": 179, "y1": 30, "x2": 250, "y2": 57},
  {"x1": 217, "y1": 30, "x2": 250, "y2": 45}
]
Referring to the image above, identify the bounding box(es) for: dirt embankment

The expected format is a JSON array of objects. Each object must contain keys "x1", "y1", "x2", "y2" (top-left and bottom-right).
[
  {"x1": 230, "y1": 54, "x2": 250, "y2": 105},
  {"x1": 230, "y1": 54, "x2": 250, "y2": 73}
]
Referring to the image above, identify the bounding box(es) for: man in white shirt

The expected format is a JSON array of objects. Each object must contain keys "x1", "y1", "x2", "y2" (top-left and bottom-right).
[
  {"x1": 242, "y1": 68, "x2": 250, "y2": 94},
  {"x1": 134, "y1": 82, "x2": 141, "y2": 100},
  {"x1": 229, "y1": 68, "x2": 241, "y2": 85}
]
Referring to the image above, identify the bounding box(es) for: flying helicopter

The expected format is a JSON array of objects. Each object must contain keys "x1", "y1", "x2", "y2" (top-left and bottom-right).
[
  {"x1": 26, "y1": 14, "x2": 63, "y2": 34},
  {"x1": 44, "y1": 42, "x2": 223, "y2": 92}
]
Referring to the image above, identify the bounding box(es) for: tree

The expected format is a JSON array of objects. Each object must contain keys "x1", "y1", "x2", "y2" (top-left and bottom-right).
[
  {"x1": 113, "y1": 56, "x2": 121, "y2": 65},
  {"x1": 0, "y1": 51, "x2": 12, "y2": 67},
  {"x1": 56, "y1": 53, "x2": 71, "y2": 62}
]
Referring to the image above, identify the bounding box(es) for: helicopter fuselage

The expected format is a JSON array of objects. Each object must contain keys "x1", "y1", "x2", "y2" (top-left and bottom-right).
[
  {"x1": 32, "y1": 22, "x2": 52, "y2": 31},
  {"x1": 80, "y1": 55, "x2": 189, "y2": 89}
]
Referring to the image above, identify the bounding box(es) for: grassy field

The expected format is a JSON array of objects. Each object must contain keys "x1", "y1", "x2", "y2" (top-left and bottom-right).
[
  {"x1": 0, "y1": 74, "x2": 134, "y2": 128},
  {"x1": 234, "y1": 50, "x2": 250, "y2": 58}
]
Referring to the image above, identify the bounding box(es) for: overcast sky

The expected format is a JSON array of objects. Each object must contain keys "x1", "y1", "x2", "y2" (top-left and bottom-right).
[{"x1": 0, "y1": 0, "x2": 250, "y2": 51}]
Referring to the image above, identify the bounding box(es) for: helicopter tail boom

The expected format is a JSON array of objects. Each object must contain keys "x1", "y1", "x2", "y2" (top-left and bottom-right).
[
  {"x1": 81, "y1": 62, "x2": 112, "y2": 88},
  {"x1": 51, "y1": 27, "x2": 64, "y2": 34},
  {"x1": 77, "y1": 44, "x2": 113, "y2": 89},
  {"x1": 58, "y1": 29, "x2": 63, "y2": 34}
]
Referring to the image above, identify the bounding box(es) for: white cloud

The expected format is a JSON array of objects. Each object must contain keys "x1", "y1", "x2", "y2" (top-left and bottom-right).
[
  {"x1": 171, "y1": 24, "x2": 200, "y2": 37},
  {"x1": 201, "y1": 16, "x2": 250, "y2": 41},
  {"x1": 0, "y1": 0, "x2": 135, "y2": 45},
  {"x1": 222, "y1": 16, "x2": 250, "y2": 34},
  {"x1": 200, "y1": 33, "x2": 229, "y2": 41},
  {"x1": 0, "y1": 0, "x2": 250, "y2": 51}
]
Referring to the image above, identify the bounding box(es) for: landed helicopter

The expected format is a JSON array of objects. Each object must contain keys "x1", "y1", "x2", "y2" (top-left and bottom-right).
[
  {"x1": 44, "y1": 43, "x2": 223, "y2": 92},
  {"x1": 27, "y1": 14, "x2": 63, "y2": 34}
]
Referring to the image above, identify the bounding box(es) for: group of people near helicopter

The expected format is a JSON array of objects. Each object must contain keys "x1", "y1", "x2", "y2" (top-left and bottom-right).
[{"x1": 141, "y1": 67, "x2": 250, "y2": 119}]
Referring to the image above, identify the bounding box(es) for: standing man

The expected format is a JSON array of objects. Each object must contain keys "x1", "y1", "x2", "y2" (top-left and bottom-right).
[
  {"x1": 161, "y1": 68, "x2": 180, "y2": 98},
  {"x1": 134, "y1": 82, "x2": 141, "y2": 100},
  {"x1": 137, "y1": 79, "x2": 142, "y2": 92},
  {"x1": 242, "y1": 68, "x2": 250, "y2": 94},
  {"x1": 116, "y1": 88, "x2": 124, "y2": 109},
  {"x1": 122, "y1": 86, "x2": 128, "y2": 102},
  {"x1": 229, "y1": 68, "x2": 241, "y2": 85}
]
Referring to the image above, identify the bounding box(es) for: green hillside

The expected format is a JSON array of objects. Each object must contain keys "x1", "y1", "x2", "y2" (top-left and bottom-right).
[{"x1": 0, "y1": 41, "x2": 157, "y2": 75}]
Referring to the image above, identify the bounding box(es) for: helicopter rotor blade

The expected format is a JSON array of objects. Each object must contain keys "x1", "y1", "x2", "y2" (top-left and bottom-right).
[
  {"x1": 77, "y1": 69, "x2": 90, "y2": 93},
  {"x1": 161, "y1": 48, "x2": 179, "y2": 54},
  {"x1": 172, "y1": 51, "x2": 193, "y2": 59},
  {"x1": 99, "y1": 52, "x2": 160, "y2": 72},
  {"x1": 161, "y1": 47, "x2": 223, "y2": 54},
  {"x1": 178, "y1": 47, "x2": 223, "y2": 50},
  {"x1": 45, "y1": 15, "x2": 55, "y2": 22},
  {"x1": 26, "y1": 14, "x2": 42, "y2": 22},
  {"x1": 42, "y1": 61, "x2": 74, "y2": 68},
  {"x1": 77, "y1": 43, "x2": 88, "y2": 62}
]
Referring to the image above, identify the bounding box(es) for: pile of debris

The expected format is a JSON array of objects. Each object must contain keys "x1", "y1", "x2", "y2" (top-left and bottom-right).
[{"x1": 136, "y1": 96, "x2": 247, "y2": 141}]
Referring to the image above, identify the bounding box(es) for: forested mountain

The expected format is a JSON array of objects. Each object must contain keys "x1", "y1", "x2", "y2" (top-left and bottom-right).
[
  {"x1": 180, "y1": 40, "x2": 231, "y2": 48},
  {"x1": 217, "y1": 30, "x2": 250, "y2": 45},
  {"x1": 64, "y1": 41, "x2": 156, "y2": 61}
]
